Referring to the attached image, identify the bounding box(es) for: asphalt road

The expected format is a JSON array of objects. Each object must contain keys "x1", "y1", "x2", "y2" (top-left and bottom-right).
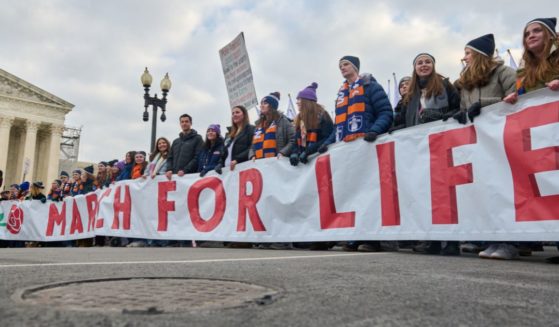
[{"x1": 0, "y1": 246, "x2": 558, "y2": 326}]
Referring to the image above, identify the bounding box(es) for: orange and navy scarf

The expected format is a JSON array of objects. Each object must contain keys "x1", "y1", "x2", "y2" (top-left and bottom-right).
[
  {"x1": 296, "y1": 120, "x2": 318, "y2": 151},
  {"x1": 252, "y1": 122, "x2": 278, "y2": 159},
  {"x1": 335, "y1": 79, "x2": 366, "y2": 142}
]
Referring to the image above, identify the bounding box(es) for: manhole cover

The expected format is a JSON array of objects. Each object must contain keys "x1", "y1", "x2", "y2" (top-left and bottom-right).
[{"x1": 14, "y1": 278, "x2": 279, "y2": 314}]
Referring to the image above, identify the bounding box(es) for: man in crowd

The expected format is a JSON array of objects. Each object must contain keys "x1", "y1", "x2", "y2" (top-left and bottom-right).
[
  {"x1": 319, "y1": 55, "x2": 393, "y2": 252},
  {"x1": 166, "y1": 113, "x2": 204, "y2": 179}
]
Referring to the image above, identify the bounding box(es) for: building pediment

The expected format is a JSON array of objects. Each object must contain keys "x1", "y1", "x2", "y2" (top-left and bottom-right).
[{"x1": 0, "y1": 68, "x2": 74, "y2": 112}]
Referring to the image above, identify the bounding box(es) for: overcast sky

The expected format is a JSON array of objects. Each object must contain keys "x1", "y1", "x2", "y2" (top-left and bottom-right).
[{"x1": 1, "y1": 0, "x2": 557, "y2": 162}]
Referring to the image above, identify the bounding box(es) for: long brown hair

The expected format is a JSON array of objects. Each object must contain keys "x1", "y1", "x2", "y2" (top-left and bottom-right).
[
  {"x1": 457, "y1": 51, "x2": 500, "y2": 90},
  {"x1": 294, "y1": 99, "x2": 331, "y2": 130},
  {"x1": 150, "y1": 137, "x2": 171, "y2": 161},
  {"x1": 403, "y1": 65, "x2": 445, "y2": 105},
  {"x1": 258, "y1": 107, "x2": 281, "y2": 130},
  {"x1": 520, "y1": 23, "x2": 559, "y2": 89},
  {"x1": 229, "y1": 105, "x2": 249, "y2": 138}
]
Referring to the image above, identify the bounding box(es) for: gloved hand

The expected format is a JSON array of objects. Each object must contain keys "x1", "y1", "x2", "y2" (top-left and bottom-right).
[
  {"x1": 40, "y1": 198, "x2": 47, "y2": 204},
  {"x1": 318, "y1": 144, "x2": 328, "y2": 154},
  {"x1": 299, "y1": 151, "x2": 309, "y2": 164},
  {"x1": 199, "y1": 169, "x2": 208, "y2": 177},
  {"x1": 467, "y1": 102, "x2": 482, "y2": 123},
  {"x1": 364, "y1": 132, "x2": 378, "y2": 142},
  {"x1": 453, "y1": 111, "x2": 468, "y2": 124},
  {"x1": 214, "y1": 164, "x2": 223, "y2": 175},
  {"x1": 289, "y1": 153, "x2": 299, "y2": 166}
]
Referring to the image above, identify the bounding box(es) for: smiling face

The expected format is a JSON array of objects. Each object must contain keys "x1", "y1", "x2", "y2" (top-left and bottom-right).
[
  {"x1": 157, "y1": 139, "x2": 168, "y2": 152},
  {"x1": 260, "y1": 101, "x2": 271, "y2": 115},
  {"x1": 206, "y1": 129, "x2": 217, "y2": 141},
  {"x1": 135, "y1": 154, "x2": 145, "y2": 164},
  {"x1": 231, "y1": 107, "x2": 244, "y2": 125},
  {"x1": 415, "y1": 56, "x2": 434, "y2": 78},
  {"x1": 524, "y1": 22, "x2": 547, "y2": 55},
  {"x1": 60, "y1": 175, "x2": 68, "y2": 183}
]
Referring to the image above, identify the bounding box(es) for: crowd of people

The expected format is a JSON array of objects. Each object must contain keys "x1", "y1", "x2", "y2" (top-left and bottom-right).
[{"x1": 1, "y1": 17, "x2": 558, "y2": 261}]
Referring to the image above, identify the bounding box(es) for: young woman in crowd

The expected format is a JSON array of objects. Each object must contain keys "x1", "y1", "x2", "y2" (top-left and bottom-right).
[
  {"x1": 393, "y1": 76, "x2": 411, "y2": 127},
  {"x1": 117, "y1": 151, "x2": 136, "y2": 181},
  {"x1": 221, "y1": 105, "x2": 255, "y2": 171},
  {"x1": 250, "y1": 92, "x2": 295, "y2": 161},
  {"x1": 26, "y1": 181, "x2": 46, "y2": 203},
  {"x1": 289, "y1": 82, "x2": 333, "y2": 167},
  {"x1": 110, "y1": 160, "x2": 122, "y2": 184},
  {"x1": 145, "y1": 138, "x2": 171, "y2": 179},
  {"x1": 131, "y1": 151, "x2": 148, "y2": 180},
  {"x1": 504, "y1": 17, "x2": 559, "y2": 103},
  {"x1": 47, "y1": 179, "x2": 63, "y2": 202},
  {"x1": 69, "y1": 170, "x2": 82, "y2": 197},
  {"x1": 400, "y1": 53, "x2": 461, "y2": 255},
  {"x1": 79, "y1": 166, "x2": 96, "y2": 195},
  {"x1": 198, "y1": 124, "x2": 225, "y2": 177},
  {"x1": 95, "y1": 161, "x2": 111, "y2": 189},
  {"x1": 250, "y1": 92, "x2": 295, "y2": 250}
]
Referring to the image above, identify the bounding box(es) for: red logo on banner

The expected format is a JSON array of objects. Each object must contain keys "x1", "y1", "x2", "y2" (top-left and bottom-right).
[{"x1": 7, "y1": 205, "x2": 24, "y2": 234}]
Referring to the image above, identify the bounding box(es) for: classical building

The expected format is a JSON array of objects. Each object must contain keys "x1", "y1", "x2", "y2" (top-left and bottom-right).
[{"x1": 0, "y1": 68, "x2": 74, "y2": 189}]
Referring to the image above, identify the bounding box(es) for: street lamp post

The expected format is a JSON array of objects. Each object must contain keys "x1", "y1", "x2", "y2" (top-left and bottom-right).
[{"x1": 141, "y1": 67, "x2": 172, "y2": 153}]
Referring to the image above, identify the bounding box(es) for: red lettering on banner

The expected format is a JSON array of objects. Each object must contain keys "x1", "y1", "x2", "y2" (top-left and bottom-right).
[
  {"x1": 504, "y1": 102, "x2": 559, "y2": 221},
  {"x1": 112, "y1": 185, "x2": 131, "y2": 230},
  {"x1": 157, "y1": 181, "x2": 176, "y2": 231},
  {"x1": 237, "y1": 169, "x2": 266, "y2": 232},
  {"x1": 315, "y1": 155, "x2": 355, "y2": 229},
  {"x1": 187, "y1": 177, "x2": 226, "y2": 232},
  {"x1": 377, "y1": 142, "x2": 401, "y2": 226},
  {"x1": 94, "y1": 188, "x2": 112, "y2": 229},
  {"x1": 429, "y1": 126, "x2": 477, "y2": 224},
  {"x1": 70, "y1": 200, "x2": 84, "y2": 234},
  {"x1": 46, "y1": 202, "x2": 66, "y2": 236},
  {"x1": 85, "y1": 193, "x2": 98, "y2": 231}
]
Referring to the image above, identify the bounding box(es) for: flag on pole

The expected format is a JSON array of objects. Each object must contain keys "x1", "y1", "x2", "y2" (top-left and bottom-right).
[
  {"x1": 507, "y1": 49, "x2": 518, "y2": 70},
  {"x1": 392, "y1": 72, "x2": 400, "y2": 107},
  {"x1": 286, "y1": 94, "x2": 297, "y2": 121}
]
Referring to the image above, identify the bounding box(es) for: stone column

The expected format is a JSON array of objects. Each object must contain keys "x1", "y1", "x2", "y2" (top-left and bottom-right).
[
  {"x1": 46, "y1": 124, "x2": 64, "y2": 184},
  {"x1": 0, "y1": 115, "x2": 15, "y2": 176},
  {"x1": 20, "y1": 120, "x2": 40, "y2": 182}
]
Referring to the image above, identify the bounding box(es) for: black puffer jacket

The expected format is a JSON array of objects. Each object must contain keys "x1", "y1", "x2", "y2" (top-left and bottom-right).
[
  {"x1": 167, "y1": 129, "x2": 204, "y2": 174},
  {"x1": 221, "y1": 124, "x2": 255, "y2": 165}
]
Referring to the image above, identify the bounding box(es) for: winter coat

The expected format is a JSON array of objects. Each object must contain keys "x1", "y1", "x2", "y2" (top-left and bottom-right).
[
  {"x1": 26, "y1": 193, "x2": 46, "y2": 203},
  {"x1": 167, "y1": 129, "x2": 204, "y2": 174},
  {"x1": 324, "y1": 73, "x2": 393, "y2": 145},
  {"x1": 249, "y1": 113, "x2": 295, "y2": 158},
  {"x1": 402, "y1": 77, "x2": 460, "y2": 127},
  {"x1": 393, "y1": 99, "x2": 405, "y2": 127},
  {"x1": 198, "y1": 138, "x2": 225, "y2": 174},
  {"x1": 221, "y1": 124, "x2": 255, "y2": 165},
  {"x1": 117, "y1": 163, "x2": 133, "y2": 181},
  {"x1": 461, "y1": 62, "x2": 516, "y2": 110}
]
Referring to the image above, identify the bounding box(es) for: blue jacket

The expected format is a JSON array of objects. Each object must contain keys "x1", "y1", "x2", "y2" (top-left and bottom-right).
[
  {"x1": 197, "y1": 137, "x2": 225, "y2": 174},
  {"x1": 324, "y1": 73, "x2": 393, "y2": 145}
]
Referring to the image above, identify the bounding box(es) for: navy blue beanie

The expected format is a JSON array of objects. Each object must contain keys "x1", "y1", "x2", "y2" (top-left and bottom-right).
[
  {"x1": 262, "y1": 92, "x2": 280, "y2": 110},
  {"x1": 526, "y1": 17, "x2": 557, "y2": 38},
  {"x1": 466, "y1": 34, "x2": 495, "y2": 57},
  {"x1": 413, "y1": 53, "x2": 436, "y2": 66},
  {"x1": 339, "y1": 55, "x2": 360, "y2": 72}
]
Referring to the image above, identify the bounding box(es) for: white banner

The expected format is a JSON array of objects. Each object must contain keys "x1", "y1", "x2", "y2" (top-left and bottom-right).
[
  {"x1": 219, "y1": 32, "x2": 258, "y2": 111},
  {"x1": 1, "y1": 89, "x2": 558, "y2": 242}
]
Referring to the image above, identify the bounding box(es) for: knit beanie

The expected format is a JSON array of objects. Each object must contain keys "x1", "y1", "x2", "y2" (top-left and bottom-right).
[
  {"x1": 413, "y1": 53, "x2": 436, "y2": 66},
  {"x1": 84, "y1": 165, "x2": 94, "y2": 175},
  {"x1": 526, "y1": 17, "x2": 557, "y2": 38},
  {"x1": 60, "y1": 171, "x2": 69, "y2": 178},
  {"x1": 54, "y1": 179, "x2": 62, "y2": 187},
  {"x1": 116, "y1": 161, "x2": 125, "y2": 171},
  {"x1": 297, "y1": 82, "x2": 318, "y2": 102},
  {"x1": 72, "y1": 169, "x2": 82, "y2": 175},
  {"x1": 33, "y1": 181, "x2": 45, "y2": 189},
  {"x1": 466, "y1": 34, "x2": 495, "y2": 57},
  {"x1": 339, "y1": 55, "x2": 360, "y2": 72},
  {"x1": 262, "y1": 92, "x2": 281, "y2": 110},
  {"x1": 207, "y1": 124, "x2": 221, "y2": 136}
]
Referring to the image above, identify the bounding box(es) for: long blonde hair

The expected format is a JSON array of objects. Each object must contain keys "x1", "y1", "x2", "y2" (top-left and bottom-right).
[{"x1": 520, "y1": 23, "x2": 559, "y2": 89}]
